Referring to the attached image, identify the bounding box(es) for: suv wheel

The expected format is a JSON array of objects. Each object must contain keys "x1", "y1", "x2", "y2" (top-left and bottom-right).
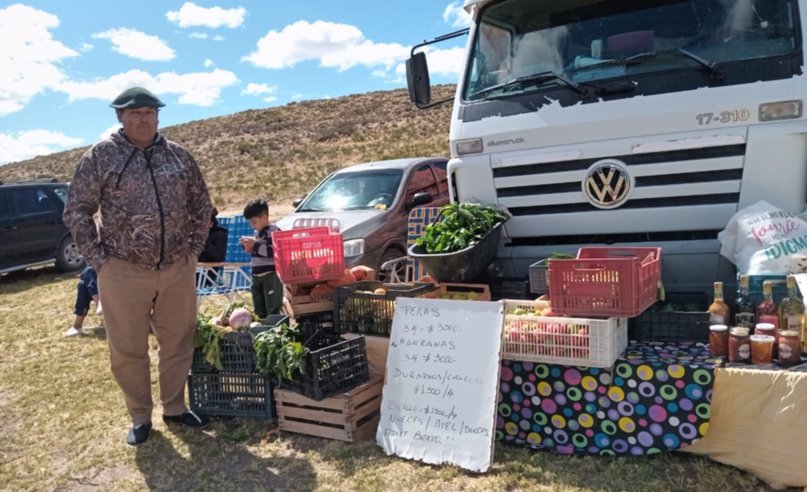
[
  {"x1": 55, "y1": 236, "x2": 85, "y2": 272},
  {"x1": 377, "y1": 247, "x2": 406, "y2": 283}
]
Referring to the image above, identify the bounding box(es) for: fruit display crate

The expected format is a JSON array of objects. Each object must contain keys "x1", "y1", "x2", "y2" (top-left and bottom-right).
[
  {"x1": 528, "y1": 258, "x2": 550, "y2": 294},
  {"x1": 188, "y1": 372, "x2": 274, "y2": 421},
  {"x1": 282, "y1": 333, "x2": 370, "y2": 401},
  {"x1": 295, "y1": 310, "x2": 336, "y2": 335},
  {"x1": 192, "y1": 314, "x2": 289, "y2": 373},
  {"x1": 275, "y1": 375, "x2": 383, "y2": 442},
  {"x1": 333, "y1": 281, "x2": 435, "y2": 336},
  {"x1": 548, "y1": 247, "x2": 661, "y2": 318},
  {"x1": 502, "y1": 300, "x2": 628, "y2": 368},
  {"x1": 418, "y1": 282, "x2": 491, "y2": 301},
  {"x1": 272, "y1": 227, "x2": 344, "y2": 285},
  {"x1": 284, "y1": 284, "x2": 334, "y2": 317}
]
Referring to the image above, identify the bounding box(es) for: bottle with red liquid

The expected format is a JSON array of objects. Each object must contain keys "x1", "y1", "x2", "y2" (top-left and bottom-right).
[{"x1": 756, "y1": 280, "x2": 778, "y2": 328}]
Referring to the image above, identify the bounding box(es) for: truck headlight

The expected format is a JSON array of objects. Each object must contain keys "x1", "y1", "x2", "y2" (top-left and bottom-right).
[
  {"x1": 759, "y1": 100, "x2": 802, "y2": 121},
  {"x1": 343, "y1": 239, "x2": 365, "y2": 257}
]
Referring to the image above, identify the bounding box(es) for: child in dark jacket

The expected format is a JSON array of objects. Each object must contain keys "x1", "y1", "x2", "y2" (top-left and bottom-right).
[
  {"x1": 240, "y1": 198, "x2": 283, "y2": 319},
  {"x1": 64, "y1": 266, "x2": 100, "y2": 337}
]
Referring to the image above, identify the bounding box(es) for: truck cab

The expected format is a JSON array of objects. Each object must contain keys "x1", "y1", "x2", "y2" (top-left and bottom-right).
[{"x1": 407, "y1": 0, "x2": 807, "y2": 298}]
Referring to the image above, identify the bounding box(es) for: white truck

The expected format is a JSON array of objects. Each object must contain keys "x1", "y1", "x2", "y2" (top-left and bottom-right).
[{"x1": 406, "y1": 0, "x2": 806, "y2": 298}]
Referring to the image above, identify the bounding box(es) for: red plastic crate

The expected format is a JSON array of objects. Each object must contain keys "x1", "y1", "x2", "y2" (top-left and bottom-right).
[
  {"x1": 272, "y1": 227, "x2": 345, "y2": 285},
  {"x1": 548, "y1": 247, "x2": 661, "y2": 318}
]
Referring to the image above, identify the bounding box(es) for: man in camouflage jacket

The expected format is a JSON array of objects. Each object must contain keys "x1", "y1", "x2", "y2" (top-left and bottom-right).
[{"x1": 64, "y1": 87, "x2": 213, "y2": 446}]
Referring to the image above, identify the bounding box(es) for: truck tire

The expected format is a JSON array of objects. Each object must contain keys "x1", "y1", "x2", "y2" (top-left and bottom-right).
[{"x1": 55, "y1": 235, "x2": 85, "y2": 272}]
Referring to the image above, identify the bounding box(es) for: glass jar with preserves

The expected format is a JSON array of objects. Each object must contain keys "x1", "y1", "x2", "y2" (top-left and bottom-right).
[
  {"x1": 709, "y1": 324, "x2": 729, "y2": 357},
  {"x1": 750, "y1": 334, "x2": 775, "y2": 365},
  {"x1": 755, "y1": 322, "x2": 779, "y2": 359},
  {"x1": 778, "y1": 330, "x2": 802, "y2": 366},
  {"x1": 729, "y1": 327, "x2": 751, "y2": 363}
]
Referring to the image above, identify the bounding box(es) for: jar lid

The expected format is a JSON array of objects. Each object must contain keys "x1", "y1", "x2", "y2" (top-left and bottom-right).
[
  {"x1": 755, "y1": 322, "x2": 775, "y2": 329},
  {"x1": 709, "y1": 325, "x2": 728, "y2": 332},
  {"x1": 730, "y1": 327, "x2": 749, "y2": 336},
  {"x1": 750, "y1": 334, "x2": 776, "y2": 342},
  {"x1": 779, "y1": 330, "x2": 800, "y2": 337}
]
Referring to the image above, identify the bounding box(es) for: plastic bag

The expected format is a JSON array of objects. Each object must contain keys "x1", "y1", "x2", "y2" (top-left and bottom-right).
[{"x1": 718, "y1": 200, "x2": 807, "y2": 274}]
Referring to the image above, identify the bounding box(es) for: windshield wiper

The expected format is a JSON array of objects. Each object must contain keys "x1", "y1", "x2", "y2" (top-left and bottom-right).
[
  {"x1": 470, "y1": 70, "x2": 585, "y2": 100},
  {"x1": 675, "y1": 48, "x2": 723, "y2": 78}
]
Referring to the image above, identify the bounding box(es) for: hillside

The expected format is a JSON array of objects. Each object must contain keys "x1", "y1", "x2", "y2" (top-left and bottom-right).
[{"x1": 0, "y1": 85, "x2": 455, "y2": 212}]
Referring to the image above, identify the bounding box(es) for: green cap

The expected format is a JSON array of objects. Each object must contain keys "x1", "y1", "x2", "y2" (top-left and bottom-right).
[{"x1": 109, "y1": 87, "x2": 165, "y2": 109}]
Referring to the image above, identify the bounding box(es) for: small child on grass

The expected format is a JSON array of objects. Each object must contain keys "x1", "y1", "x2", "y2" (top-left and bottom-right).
[
  {"x1": 240, "y1": 198, "x2": 283, "y2": 319},
  {"x1": 64, "y1": 265, "x2": 101, "y2": 337}
]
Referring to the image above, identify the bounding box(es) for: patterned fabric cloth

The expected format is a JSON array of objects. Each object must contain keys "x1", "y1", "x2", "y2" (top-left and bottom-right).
[
  {"x1": 497, "y1": 341, "x2": 718, "y2": 455},
  {"x1": 64, "y1": 129, "x2": 211, "y2": 271}
]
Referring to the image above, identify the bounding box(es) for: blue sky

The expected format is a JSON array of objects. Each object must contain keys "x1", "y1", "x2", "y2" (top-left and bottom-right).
[{"x1": 0, "y1": 1, "x2": 471, "y2": 165}]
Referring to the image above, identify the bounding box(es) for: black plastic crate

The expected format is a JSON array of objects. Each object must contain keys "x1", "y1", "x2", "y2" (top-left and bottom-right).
[
  {"x1": 528, "y1": 259, "x2": 549, "y2": 294},
  {"x1": 333, "y1": 281, "x2": 435, "y2": 336},
  {"x1": 629, "y1": 295, "x2": 710, "y2": 342},
  {"x1": 296, "y1": 311, "x2": 335, "y2": 336},
  {"x1": 188, "y1": 372, "x2": 274, "y2": 420},
  {"x1": 192, "y1": 314, "x2": 289, "y2": 373},
  {"x1": 282, "y1": 333, "x2": 370, "y2": 401}
]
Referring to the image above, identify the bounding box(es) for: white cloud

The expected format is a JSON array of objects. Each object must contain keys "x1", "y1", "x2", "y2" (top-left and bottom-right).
[
  {"x1": 443, "y1": 1, "x2": 471, "y2": 28},
  {"x1": 189, "y1": 32, "x2": 208, "y2": 39},
  {"x1": 203, "y1": 59, "x2": 214, "y2": 67},
  {"x1": 0, "y1": 130, "x2": 83, "y2": 165},
  {"x1": 290, "y1": 93, "x2": 304, "y2": 101},
  {"x1": 57, "y1": 68, "x2": 239, "y2": 107},
  {"x1": 99, "y1": 123, "x2": 121, "y2": 141},
  {"x1": 392, "y1": 46, "x2": 465, "y2": 84},
  {"x1": 212, "y1": 34, "x2": 225, "y2": 42},
  {"x1": 242, "y1": 82, "x2": 278, "y2": 102},
  {"x1": 0, "y1": 4, "x2": 78, "y2": 116},
  {"x1": 80, "y1": 42, "x2": 93, "y2": 52},
  {"x1": 243, "y1": 20, "x2": 409, "y2": 76},
  {"x1": 93, "y1": 28, "x2": 175, "y2": 61},
  {"x1": 166, "y1": 2, "x2": 246, "y2": 29}
]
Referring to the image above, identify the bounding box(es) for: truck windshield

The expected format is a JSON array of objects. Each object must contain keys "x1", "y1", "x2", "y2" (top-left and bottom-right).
[
  {"x1": 464, "y1": 0, "x2": 799, "y2": 102},
  {"x1": 297, "y1": 170, "x2": 403, "y2": 212}
]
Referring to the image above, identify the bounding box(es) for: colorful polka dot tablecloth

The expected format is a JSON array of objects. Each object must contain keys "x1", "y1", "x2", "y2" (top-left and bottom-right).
[{"x1": 496, "y1": 341, "x2": 719, "y2": 455}]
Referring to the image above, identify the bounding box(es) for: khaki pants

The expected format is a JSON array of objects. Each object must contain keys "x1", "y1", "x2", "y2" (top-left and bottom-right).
[{"x1": 98, "y1": 255, "x2": 197, "y2": 424}]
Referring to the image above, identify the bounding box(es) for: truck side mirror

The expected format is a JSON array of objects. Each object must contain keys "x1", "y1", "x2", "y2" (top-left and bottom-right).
[
  {"x1": 406, "y1": 52, "x2": 432, "y2": 107},
  {"x1": 292, "y1": 197, "x2": 304, "y2": 208}
]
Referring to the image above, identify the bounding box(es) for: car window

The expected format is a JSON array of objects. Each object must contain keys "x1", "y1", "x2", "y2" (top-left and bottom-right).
[
  {"x1": 406, "y1": 164, "x2": 439, "y2": 199},
  {"x1": 299, "y1": 169, "x2": 404, "y2": 211},
  {"x1": 12, "y1": 188, "x2": 56, "y2": 215},
  {"x1": 433, "y1": 161, "x2": 449, "y2": 195}
]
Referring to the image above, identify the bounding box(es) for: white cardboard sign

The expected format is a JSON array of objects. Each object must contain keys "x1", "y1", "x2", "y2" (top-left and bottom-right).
[{"x1": 376, "y1": 297, "x2": 504, "y2": 472}]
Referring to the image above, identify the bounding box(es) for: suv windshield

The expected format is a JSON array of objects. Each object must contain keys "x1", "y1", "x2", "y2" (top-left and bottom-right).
[
  {"x1": 297, "y1": 169, "x2": 404, "y2": 212},
  {"x1": 464, "y1": 0, "x2": 799, "y2": 102}
]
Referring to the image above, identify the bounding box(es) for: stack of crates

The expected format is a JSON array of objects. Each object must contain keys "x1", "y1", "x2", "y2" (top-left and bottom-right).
[{"x1": 188, "y1": 315, "x2": 288, "y2": 421}]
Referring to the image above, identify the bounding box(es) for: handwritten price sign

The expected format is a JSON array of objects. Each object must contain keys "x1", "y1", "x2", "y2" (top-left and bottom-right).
[{"x1": 376, "y1": 297, "x2": 504, "y2": 472}]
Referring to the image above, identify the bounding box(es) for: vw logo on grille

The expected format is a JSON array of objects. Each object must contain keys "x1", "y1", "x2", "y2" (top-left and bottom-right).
[{"x1": 582, "y1": 159, "x2": 633, "y2": 209}]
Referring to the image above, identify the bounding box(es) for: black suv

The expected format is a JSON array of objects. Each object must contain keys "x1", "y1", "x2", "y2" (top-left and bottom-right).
[{"x1": 0, "y1": 179, "x2": 85, "y2": 274}]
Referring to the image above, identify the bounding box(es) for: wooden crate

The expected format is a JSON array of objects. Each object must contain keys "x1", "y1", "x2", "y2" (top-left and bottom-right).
[
  {"x1": 419, "y1": 282, "x2": 491, "y2": 301},
  {"x1": 274, "y1": 375, "x2": 383, "y2": 442},
  {"x1": 284, "y1": 284, "x2": 334, "y2": 317}
]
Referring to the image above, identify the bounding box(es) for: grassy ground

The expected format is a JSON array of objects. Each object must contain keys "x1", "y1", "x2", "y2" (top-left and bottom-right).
[{"x1": 0, "y1": 266, "x2": 789, "y2": 491}]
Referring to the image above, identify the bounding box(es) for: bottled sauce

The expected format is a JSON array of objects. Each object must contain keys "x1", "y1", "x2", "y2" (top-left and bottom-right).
[
  {"x1": 709, "y1": 325, "x2": 729, "y2": 357},
  {"x1": 708, "y1": 281, "x2": 730, "y2": 325},
  {"x1": 734, "y1": 275, "x2": 755, "y2": 329},
  {"x1": 755, "y1": 280, "x2": 778, "y2": 328},
  {"x1": 728, "y1": 327, "x2": 751, "y2": 363},
  {"x1": 778, "y1": 275, "x2": 804, "y2": 333},
  {"x1": 778, "y1": 330, "x2": 802, "y2": 366}
]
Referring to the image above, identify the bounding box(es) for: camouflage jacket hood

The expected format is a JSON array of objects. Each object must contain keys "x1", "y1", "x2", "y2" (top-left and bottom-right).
[{"x1": 64, "y1": 129, "x2": 212, "y2": 271}]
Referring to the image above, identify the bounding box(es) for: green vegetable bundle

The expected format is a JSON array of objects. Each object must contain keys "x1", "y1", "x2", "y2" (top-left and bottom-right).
[
  {"x1": 193, "y1": 313, "x2": 227, "y2": 370},
  {"x1": 415, "y1": 203, "x2": 507, "y2": 254},
  {"x1": 253, "y1": 323, "x2": 309, "y2": 385}
]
